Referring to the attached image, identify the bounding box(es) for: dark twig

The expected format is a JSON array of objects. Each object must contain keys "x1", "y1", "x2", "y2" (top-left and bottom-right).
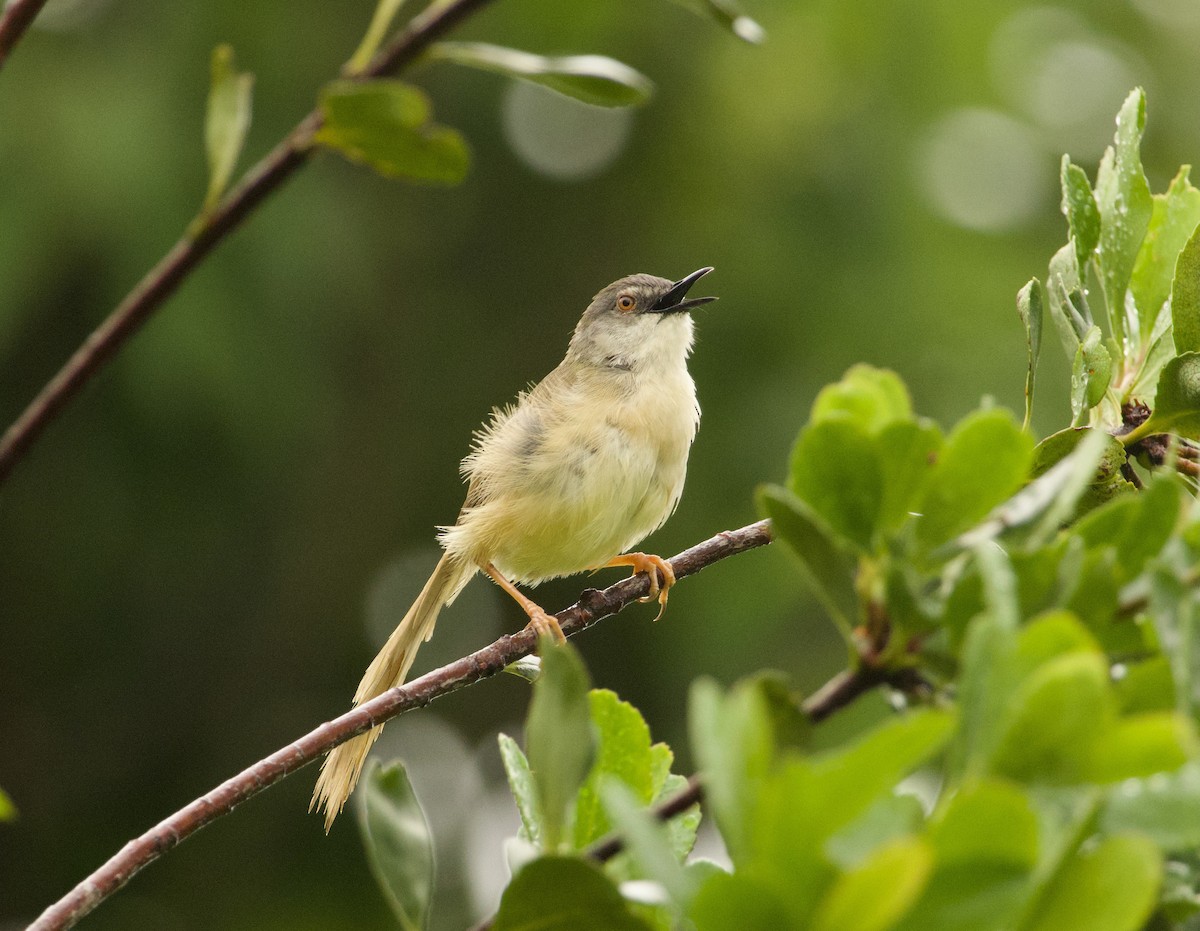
[
  {"x1": 0, "y1": 0, "x2": 49, "y2": 70},
  {"x1": 0, "y1": 0, "x2": 498, "y2": 486},
  {"x1": 27, "y1": 521, "x2": 772, "y2": 931}
]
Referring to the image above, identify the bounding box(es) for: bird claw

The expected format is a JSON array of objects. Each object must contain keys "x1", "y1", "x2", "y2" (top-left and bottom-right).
[
  {"x1": 524, "y1": 607, "x2": 566, "y2": 644},
  {"x1": 620, "y1": 552, "x2": 675, "y2": 621}
]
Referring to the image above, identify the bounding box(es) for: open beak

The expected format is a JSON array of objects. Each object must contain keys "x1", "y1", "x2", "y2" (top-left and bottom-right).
[{"x1": 648, "y1": 266, "x2": 718, "y2": 314}]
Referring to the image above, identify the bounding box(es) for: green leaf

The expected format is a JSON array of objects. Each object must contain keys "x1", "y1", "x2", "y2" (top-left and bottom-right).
[
  {"x1": 808, "y1": 365, "x2": 913, "y2": 434},
  {"x1": 1046, "y1": 244, "x2": 1088, "y2": 360},
  {"x1": 1149, "y1": 564, "x2": 1200, "y2": 721},
  {"x1": 315, "y1": 79, "x2": 469, "y2": 184},
  {"x1": 1017, "y1": 279, "x2": 1045, "y2": 429},
  {"x1": 688, "y1": 677, "x2": 774, "y2": 864},
  {"x1": 499, "y1": 733, "x2": 540, "y2": 845},
  {"x1": 1061, "y1": 156, "x2": 1101, "y2": 284},
  {"x1": 1141, "y1": 351, "x2": 1200, "y2": 439},
  {"x1": 991, "y1": 652, "x2": 1111, "y2": 784},
  {"x1": 877, "y1": 419, "x2": 942, "y2": 533},
  {"x1": 1101, "y1": 762, "x2": 1200, "y2": 851},
  {"x1": 203, "y1": 44, "x2": 254, "y2": 213},
  {"x1": 667, "y1": 0, "x2": 766, "y2": 44},
  {"x1": 1070, "y1": 326, "x2": 1112, "y2": 423},
  {"x1": 1020, "y1": 834, "x2": 1161, "y2": 931},
  {"x1": 357, "y1": 761, "x2": 434, "y2": 931},
  {"x1": 758, "y1": 485, "x2": 859, "y2": 634},
  {"x1": 915, "y1": 408, "x2": 1034, "y2": 551},
  {"x1": 826, "y1": 794, "x2": 925, "y2": 869},
  {"x1": 1173, "y1": 207, "x2": 1200, "y2": 353},
  {"x1": 690, "y1": 872, "x2": 791, "y2": 931},
  {"x1": 347, "y1": 0, "x2": 409, "y2": 75},
  {"x1": 572, "y1": 690, "x2": 658, "y2": 849},
  {"x1": 1115, "y1": 657, "x2": 1177, "y2": 714},
  {"x1": 1130, "y1": 166, "x2": 1200, "y2": 347},
  {"x1": 427, "y1": 42, "x2": 653, "y2": 108},
  {"x1": 952, "y1": 612, "x2": 1020, "y2": 782},
  {"x1": 1089, "y1": 712, "x2": 1194, "y2": 782},
  {"x1": 602, "y1": 780, "x2": 695, "y2": 906},
  {"x1": 789, "y1": 418, "x2": 883, "y2": 551},
  {"x1": 0, "y1": 786, "x2": 15, "y2": 822},
  {"x1": 1094, "y1": 88, "x2": 1153, "y2": 345},
  {"x1": 811, "y1": 837, "x2": 932, "y2": 931},
  {"x1": 1030, "y1": 427, "x2": 1133, "y2": 515},
  {"x1": 494, "y1": 856, "x2": 653, "y2": 931},
  {"x1": 526, "y1": 638, "x2": 595, "y2": 850},
  {"x1": 930, "y1": 780, "x2": 1040, "y2": 869}
]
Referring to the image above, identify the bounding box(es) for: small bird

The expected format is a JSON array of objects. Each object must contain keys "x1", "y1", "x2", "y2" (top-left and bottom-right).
[{"x1": 311, "y1": 267, "x2": 717, "y2": 829}]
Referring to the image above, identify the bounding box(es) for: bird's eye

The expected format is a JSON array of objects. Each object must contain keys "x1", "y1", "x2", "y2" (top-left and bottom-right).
[{"x1": 617, "y1": 294, "x2": 636, "y2": 312}]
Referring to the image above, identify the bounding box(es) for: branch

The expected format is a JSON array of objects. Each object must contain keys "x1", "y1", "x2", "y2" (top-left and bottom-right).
[
  {"x1": 0, "y1": 0, "x2": 49, "y2": 70},
  {"x1": 0, "y1": 0, "x2": 499, "y2": 486},
  {"x1": 27, "y1": 520, "x2": 772, "y2": 931}
]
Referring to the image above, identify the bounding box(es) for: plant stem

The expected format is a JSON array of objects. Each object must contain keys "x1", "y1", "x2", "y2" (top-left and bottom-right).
[
  {"x1": 0, "y1": 0, "x2": 49, "y2": 70},
  {"x1": 27, "y1": 520, "x2": 771, "y2": 931},
  {"x1": 0, "y1": 0, "x2": 499, "y2": 486}
]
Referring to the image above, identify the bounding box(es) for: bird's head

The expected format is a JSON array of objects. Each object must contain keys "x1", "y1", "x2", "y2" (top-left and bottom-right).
[{"x1": 569, "y1": 267, "x2": 717, "y2": 371}]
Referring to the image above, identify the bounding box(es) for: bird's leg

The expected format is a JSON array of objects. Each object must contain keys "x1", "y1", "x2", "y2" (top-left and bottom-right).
[
  {"x1": 483, "y1": 563, "x2": 566, "y2": 644},
  {"x1": 603, "y1": 552, "x2": 676, "y2": 621}
]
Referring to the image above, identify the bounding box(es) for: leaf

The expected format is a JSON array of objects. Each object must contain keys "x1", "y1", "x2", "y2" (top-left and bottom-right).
[
  {"x1": 357, "y1": 761, "x2": 434, "y2": 931},
  {"x1": 315, "y1": 79, "x2": 469, "y2": 184},
  {"x1": 1101, "y1": 762, "x2": 1200, "y2": 851},
  {"x1": 1046, "y1": 244, "x2": 1088, "y2": 360},
  {"x1": 203, "y1": 44, "x2": 254, "y2": 213},
  {"x1": 347, "y1": 0, "x2": 409, "y2": 75},
  {"x1": 1094, "y1": 88, "x2": 1153, "y2": 346},
  {"x1": 499, "y1": 733, "x2": 540, "y2": 845},
  {"x1": 1017, "y1": 279, "x2": 1045, "y2": 429},
  {"x1": 877, "y1": 419, "x2": 942, "y2": 533},
  {"x1": 1089, "y1": 712, "x2": 1195, "y2": 782},
  {"x1": 1061, "y1": 156, "x2": 1101, "y2": 284},
  {"x1": 1141, "y1": 351, "x2": 1200, "y2": 439},
  {"x1": 914, "y1": 408, "x2": 1034, "y2": 552},
  {"x1": 758, "y1": 485, "x2": 859, "y2": 635},
  {"x1": 687, "y1": 677, "x2": 774, "y2": 864},
  {"x1": 0, "y1": 786, "x2": 15, "y2": 822},
  {"x1": 572, "y1": 690, "x2": 658, "y2": 850},
  {"x1": 427, "y1": 42, "x2": 653, "y2": 108},
  {"x1": 808, "y1": 365, "x2": 913, "y2": 434},
  {"x1": 1030, "y1": 427, "x2": 1133, "y2": 516},
  {"x1": 826, "y1": 794, "x2": 925, "y2": 869},
  {"x1": 1020, "y1": 834, "x2": 1161, "y2": 931},
  {"x1": 526, "y1": 638, "x2": 595, "y2": 850},
  {"x1": 494, "y1": 856, "x2": 653, "y2": 931},
  {"x1": 789, "y1": 418, "x2": 884, "y2": 551},
  {"x1": 952, "y1": 613, "x2": 1020, "y2": 782},
  {"x1": 811, "y1": 837, "x2": 932, "y2": 931},
  {"x1": 1129, "y1": 166, "x2": 1200, "y2": 347},
  {"x1": 991, "y1": 652, "x2": 1111, "y2": 784},
  {"x1": 1149, "y1": 563, "x2": 1200, "y2": 721},
  {"x1": 1173, "y1": 209, "x2": 1200, "y2": 353},
  {"x1": 602, "y1": 780, "x2": 695, "y2": 906},
  {"x1": 666, "y1": 0, "x2": 766, "y2": 44},
  {"x1": 690, "y1": 872, "x2": 791, "y2": 931},
  {"x1": 929, "y1": 780, "x2": 1040, "y2": 869},
  {"x1": 1070, "y1": 326, "x2": 1112, "y2": 423}
]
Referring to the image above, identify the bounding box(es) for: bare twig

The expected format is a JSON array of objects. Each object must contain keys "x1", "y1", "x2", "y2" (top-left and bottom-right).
[
  {"x1": 0, "y1": 0, "x2": 498, "y2": 486},
  {"x1": 0, "y1": 0, "x2": 49, "y2": 70},
  {"x1": 27, "y1": 521, "x2": 772, "y2": 931}
]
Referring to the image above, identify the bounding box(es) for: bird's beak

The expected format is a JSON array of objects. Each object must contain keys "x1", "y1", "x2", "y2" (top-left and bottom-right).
[{"x1": 647, "y1": 266, "x2": 718, "y2": 314}]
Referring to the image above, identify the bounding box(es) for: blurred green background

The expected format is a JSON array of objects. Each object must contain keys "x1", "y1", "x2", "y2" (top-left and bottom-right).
[{"x1": 3, "y1": 0, "x2": 1200, "y2": 927}]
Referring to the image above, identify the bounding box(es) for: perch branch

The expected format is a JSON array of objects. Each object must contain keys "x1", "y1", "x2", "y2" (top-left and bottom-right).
[
  {"x1": 0, "y1": 0, "x2": 49, "y2": 70},
  {"x1": 27, "y1": 520, "x2": 772, "y2": 931},
  {"x1": 0, "y1": 0, "x2": 498, "y2": 486}
]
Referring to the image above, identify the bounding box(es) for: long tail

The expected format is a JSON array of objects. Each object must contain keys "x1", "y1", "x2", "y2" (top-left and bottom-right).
[{"x1": 311, "y1": 553, "x2": 473, "y2": 831}]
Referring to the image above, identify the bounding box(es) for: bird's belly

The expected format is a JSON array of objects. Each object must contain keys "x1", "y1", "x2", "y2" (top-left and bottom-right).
[{"x1": 461, "y1": 416, "x2": 689, "y2": 584}]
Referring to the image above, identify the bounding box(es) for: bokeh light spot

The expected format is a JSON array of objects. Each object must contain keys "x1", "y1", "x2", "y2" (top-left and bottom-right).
[{"x1": 502, "y1": 80, "x2": 632, "y2": 181}]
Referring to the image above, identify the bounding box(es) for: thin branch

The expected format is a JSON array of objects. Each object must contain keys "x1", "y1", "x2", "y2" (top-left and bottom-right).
[
  {"x1": 0, "y1": 0, "x2": 499, "y2": 486},
  {"x1": 27, "y1": 520, "x2": 772, "y2": 931},
  {"x1": 0, "y1": 0, "x2": 49, "y2": 70}
]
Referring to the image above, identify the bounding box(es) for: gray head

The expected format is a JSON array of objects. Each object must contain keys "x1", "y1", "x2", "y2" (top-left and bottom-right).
[{"x1": 568, "y1": 267, "x2": 717, "y2": 370}]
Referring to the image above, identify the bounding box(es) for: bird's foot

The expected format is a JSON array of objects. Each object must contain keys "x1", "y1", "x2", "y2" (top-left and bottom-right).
[
  {"x1": 605, "y1": 552, "x2": 675, "y2": 621},
  {"x1": 524, "y1": 606, "x2": 566, "y2": 644}
]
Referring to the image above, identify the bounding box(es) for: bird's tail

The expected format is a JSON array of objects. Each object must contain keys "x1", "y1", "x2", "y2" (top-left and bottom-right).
[{"x1": 311, "y1": 552, "x2": 473, "y2": 831}]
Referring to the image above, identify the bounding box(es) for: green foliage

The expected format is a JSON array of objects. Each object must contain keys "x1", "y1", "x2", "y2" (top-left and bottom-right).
[
  {"x1": 0, "y1": 786, "x2": 15, "y2": 822},
  {"x1": 425, "y1": 43, "x2": 654, "y2": 108},
  {"x1": 357, "y1": 761, "x2": 434, "y2": 931},
  {"x1": 315, "y1": 80, "x2": 470, "y2": 184},
  {"x1": 202, "y1": 44, "x2": 254, "y2": 215},
  {"x1": 493, "y1": 856, "x2": 653, "y2": 931}
]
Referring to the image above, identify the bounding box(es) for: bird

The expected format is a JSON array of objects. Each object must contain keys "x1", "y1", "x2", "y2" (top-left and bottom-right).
[{"x1": 311, "y1": 267, "x2": 717, "y2": 830}]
